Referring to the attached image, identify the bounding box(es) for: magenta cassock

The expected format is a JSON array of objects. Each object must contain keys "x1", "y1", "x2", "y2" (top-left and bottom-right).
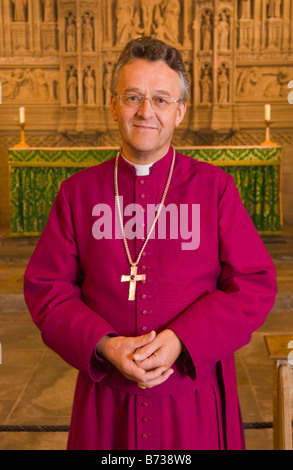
[{"x1": 24, "y1": 147, "x2": 277, "y2": 450}]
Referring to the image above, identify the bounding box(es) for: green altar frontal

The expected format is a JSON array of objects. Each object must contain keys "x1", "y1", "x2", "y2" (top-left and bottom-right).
[{"x1": 8, "y1": 146, "x2": 282, "y2": 236}]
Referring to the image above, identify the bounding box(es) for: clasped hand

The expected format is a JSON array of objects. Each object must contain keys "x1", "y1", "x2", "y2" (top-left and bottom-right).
[{"x1": 96, "y1": 329, "x2": 183, "y2": 388}]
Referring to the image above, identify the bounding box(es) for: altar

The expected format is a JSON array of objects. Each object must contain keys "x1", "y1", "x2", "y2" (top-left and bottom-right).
[{"x1": 8, "y1": 146, "x2": 282, "y2": 236}]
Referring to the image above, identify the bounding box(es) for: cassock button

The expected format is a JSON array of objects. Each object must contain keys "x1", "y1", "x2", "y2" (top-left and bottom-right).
[
  {"x1": 139, "y1": 180, "x2": 145, "y2": 184},
  {"x1": 141, "y1": 294, "x2": 147, "y2": 299},
  {"x1": 141, "y1": 310, "x2": 148, "y2": 315},
  {"x1": 142, "y1": 417, "x2": 150, "y2": 423},
  {"x1": 140, "y1": 194, "x2": 146, "y2": 199},
  {"x1": 141, "y1": 326, "x2": 147, "y2": 331},
  {"x1": 142, "y1": 401, "x2": 151, "y2": 407}
]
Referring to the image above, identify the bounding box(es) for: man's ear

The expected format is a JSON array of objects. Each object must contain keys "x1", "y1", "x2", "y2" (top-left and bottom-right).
[
  {"x1": 110, "y1": 95, "x2": 117, "y2": 121},
  {"x1": 175, "y1": 101, "x2": 187, "y2": 127}
]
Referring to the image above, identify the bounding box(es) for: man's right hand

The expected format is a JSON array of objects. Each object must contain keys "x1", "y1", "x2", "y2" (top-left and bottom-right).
[{"x1": 96, "y1": 330, "x2": 174, "y2": 388}]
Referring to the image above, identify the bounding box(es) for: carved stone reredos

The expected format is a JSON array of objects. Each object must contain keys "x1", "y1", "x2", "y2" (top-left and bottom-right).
[{"x1": 0, "y1": 0, "x2": 292, "y2": 134}]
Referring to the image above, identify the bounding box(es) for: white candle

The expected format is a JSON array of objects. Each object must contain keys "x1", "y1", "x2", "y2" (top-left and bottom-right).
[
  {"x1": 264, "y1": 104, "x2": 271, "y2": 121},
  {"x1": 19, "y1": 107, "x2": 25, "y2": 124}
]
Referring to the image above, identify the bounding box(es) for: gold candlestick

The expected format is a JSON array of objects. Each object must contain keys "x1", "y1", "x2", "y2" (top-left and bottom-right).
[
  {"x1": 261, "y1": 120, "x2": 278, "y2": 146},
  {"x1": 13, "y1": 123, "x2": 30, "y2": 148}
]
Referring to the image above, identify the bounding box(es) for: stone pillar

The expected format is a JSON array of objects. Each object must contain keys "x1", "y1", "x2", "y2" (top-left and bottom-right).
[
  {"x1": 94, "y1": 1, "x2": 104, "y2": 108},
  {"x1": 211, "y1": 0, "x2": 237, "y2": 130},
  {"x1": 253, "y1": 0, "x2": 262, "y2": 52},
  {"x1": 32, "y1": 0, "x2": 42, "y2": 55},
  {"x1": 2, "y1": 0, "x2": 13, "y2": 56},
  {"x1": 282, "y1": 0, "x2": 291, "y2": 51}
]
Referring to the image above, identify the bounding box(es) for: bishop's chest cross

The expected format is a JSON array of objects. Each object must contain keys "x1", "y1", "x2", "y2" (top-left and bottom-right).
[{"x1": 121, "y1": 266, "x2": 146, "y2": 301}]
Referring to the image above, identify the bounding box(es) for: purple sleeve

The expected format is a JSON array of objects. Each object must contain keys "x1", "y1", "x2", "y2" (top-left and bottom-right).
[
  {"x1": 168, "y1": 174, "x2": 277, "y2": 381},
  {"x1": 24, "y1": 181, "x2": 118, "y2": 382}
]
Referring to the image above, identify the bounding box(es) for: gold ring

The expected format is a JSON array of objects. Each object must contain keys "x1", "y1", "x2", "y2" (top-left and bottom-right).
[{"x1": 138, "y1": 383, "x2": 147, "y2": 389}]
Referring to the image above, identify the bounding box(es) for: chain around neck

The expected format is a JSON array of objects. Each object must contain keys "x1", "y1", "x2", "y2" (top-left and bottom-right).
[{"x1": 114, "y1": 147, "x2": 176, "y2": 267}]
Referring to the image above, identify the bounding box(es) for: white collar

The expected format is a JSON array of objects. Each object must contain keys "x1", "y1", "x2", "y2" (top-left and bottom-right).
[{"x1": 121, "y1": 153, "x2": 155, "y2": 176}]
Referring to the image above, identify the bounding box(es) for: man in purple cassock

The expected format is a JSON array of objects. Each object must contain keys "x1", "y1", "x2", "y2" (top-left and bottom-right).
[{"x1": 24, "y1": 37, "x2": 277, "y2": 450}]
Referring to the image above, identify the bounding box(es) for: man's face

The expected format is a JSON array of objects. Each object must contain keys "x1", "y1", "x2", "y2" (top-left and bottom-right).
[{"x1": 111, "y1": 59, "x2": 187, "y2": 162}]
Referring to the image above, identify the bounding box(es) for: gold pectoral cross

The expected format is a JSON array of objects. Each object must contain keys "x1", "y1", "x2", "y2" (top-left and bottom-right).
[{"x1": 121, "y1": 266, "x2": 146, "y2": 301}]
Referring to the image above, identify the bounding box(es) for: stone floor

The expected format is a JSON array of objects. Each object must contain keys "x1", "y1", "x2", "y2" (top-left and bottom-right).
[{"x1": 0, "y1": 222, "x2": 292, "y2": 451}]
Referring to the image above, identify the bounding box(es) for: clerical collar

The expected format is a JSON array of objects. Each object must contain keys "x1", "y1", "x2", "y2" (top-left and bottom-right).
[{"x1": 120, "y1": 152, "x2": 155, "y2": 176}]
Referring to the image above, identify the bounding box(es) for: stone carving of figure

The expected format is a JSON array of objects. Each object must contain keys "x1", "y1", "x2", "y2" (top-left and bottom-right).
[
  {"x1": 240, "y1": 0, "x2": 251, "y2": 19},
  {"x1": 82, "y1": 13, "x2": 94, "y2": 52},
  {"x1": 18, "y1": 68, "x2": 35, "y2": 100},
  {"x1": 161, "y1": 0, "x2": 181, "y2": 43},
  {"x1": 264, "y1": 67, "x2": 289, "y2": 98},
  {"x1": 47, "y1": 70, "x2": 59, "y2": 101},
  {"x1": 264, "y1": 68, "x2": 282, "y2": 98},
  {"x1": 34, "y1": 69, "x2": 50, "y2": 100},
  {"x1": 0, "y1": 69, "x2": 24, "y2": 100},
  {"x1": 218, "y1": 65, "x2": 229, "y2": 104},
  {"x1": 117, "y1": 9, "x2": 144, "y2": 44},
  {"x1": 0, "y1": 67, "x2": 58, "y2": 102},
  {"x1": 267, "y1": 0, "x2": 282, "y2": 18},
  {"x1": 218, "y1": 11, "x2": 229, "y2": 51},
  {"x1": 66, "y1": 14, "x2": 76, "y2": 52},
  {"x1": 84, "y1": 67, "x2": 95, "y2": 105},
  {"x1": 67, "y1": 67, "x2": 77, "y2": 104},
  {"x1": 12, "y1": 0, "x2": 27, "y2": 21},
  {"x1": 43, "y1": 0, "x2": 55, "y2": 22},
  {"x1": 153, "y1": 15, "x2": 166, "y2": 41},
  {"x1": 236, "y1": 67, "x2": 261, "y2": 98},
  {"x1": 131, "y1": 11, "x2": 144, "y2": 37},
  {"x1": 200, "y1": 66, "x2": 212, "y2": 104},
  {"x1": 277, "y1": 67, "x2": 290, "y2": 97},
  {"x1": 201, "y1": 11, "x2": 212, "y2": 51},
  {"x1": 115, "y1": 0, "x2": 135, "y2": 45},
  {"x1": 184, "y1": 60, "x2": 192, "y2": 103},
  {"x1": 103, "y1": 61, "x2": 114, "y2": 106},
  {"x1": 140, "y1": 0, "x2": 161, "y2": 36},
  {"x1": 0, "y1": 72, "x2": 14, "y2": 101}
]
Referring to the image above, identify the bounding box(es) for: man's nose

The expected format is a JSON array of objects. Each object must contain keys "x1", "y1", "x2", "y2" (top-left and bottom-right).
[{"x1": 136, "y1": 97, "x2": 155, "y2": 118}]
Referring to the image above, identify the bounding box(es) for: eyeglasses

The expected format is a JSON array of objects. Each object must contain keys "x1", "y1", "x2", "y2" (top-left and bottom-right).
[{"x1": 115, "y1": 93, "x2": 181, "y2": 111}]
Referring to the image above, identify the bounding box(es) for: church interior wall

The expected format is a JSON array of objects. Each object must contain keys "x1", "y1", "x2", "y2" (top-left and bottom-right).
[{"x1": 0, "y1": 0, "x2": 293, "y2": 230}]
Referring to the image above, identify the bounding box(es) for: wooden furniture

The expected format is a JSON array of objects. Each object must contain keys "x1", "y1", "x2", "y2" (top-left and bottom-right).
[{"x1": 265, "y1": 335, "x2": 293, "y2": 450}]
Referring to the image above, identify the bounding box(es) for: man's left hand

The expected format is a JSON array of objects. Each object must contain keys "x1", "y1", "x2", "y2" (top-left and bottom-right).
[{"x1": 132, "y1": 329, "x2": 184, "y2": 374}]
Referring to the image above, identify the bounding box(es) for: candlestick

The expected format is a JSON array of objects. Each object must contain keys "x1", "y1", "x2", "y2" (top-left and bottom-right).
[
  {"x1": 260, "y1": 120, "x2": 278, "y2": 146},
  {"x1": 13, "y1": 123, "x2": 30, "y2": 148}
]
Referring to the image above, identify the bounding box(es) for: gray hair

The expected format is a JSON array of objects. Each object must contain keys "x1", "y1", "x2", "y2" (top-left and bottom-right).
[{"x1": 110, "y1": 37, "x2": 190, "y2": 102}]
